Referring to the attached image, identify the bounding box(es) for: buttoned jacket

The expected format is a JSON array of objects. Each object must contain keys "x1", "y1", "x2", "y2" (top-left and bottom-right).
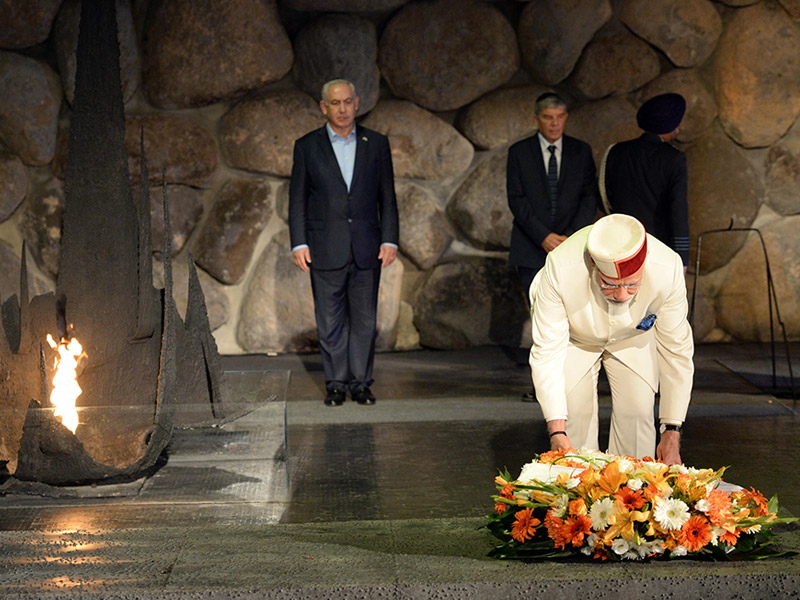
[
  {"x1": 289, "y1": 124, "x2": 399, "y2": 270},
  {"x1": 529, "y1": 226, "x2": 694, "y2": 423}
]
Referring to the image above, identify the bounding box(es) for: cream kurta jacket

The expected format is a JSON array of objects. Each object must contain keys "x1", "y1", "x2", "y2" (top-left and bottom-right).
[{"x1": 529, "y1": 225, "x2": 694, "y2": 424}]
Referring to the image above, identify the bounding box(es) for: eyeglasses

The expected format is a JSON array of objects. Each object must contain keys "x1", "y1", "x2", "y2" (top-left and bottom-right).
[{"x1": 595, "y1": 269, "x2": 641, "y2": 290}]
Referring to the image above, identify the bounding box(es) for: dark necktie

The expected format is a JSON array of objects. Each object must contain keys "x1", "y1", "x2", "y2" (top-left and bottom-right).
[{"x1": 547, "y1": 145, "x2": 558, "y2": 226}]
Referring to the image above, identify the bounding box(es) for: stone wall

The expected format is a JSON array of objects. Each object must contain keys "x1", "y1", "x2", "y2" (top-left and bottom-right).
[{"x1": 1, "y1": 0, "x2": 799, "y2": 354}]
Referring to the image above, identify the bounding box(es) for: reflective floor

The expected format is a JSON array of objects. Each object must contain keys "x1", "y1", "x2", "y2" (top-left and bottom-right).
[{"x1": 0, "y1": 343, "x2": 798, "y2": 598}]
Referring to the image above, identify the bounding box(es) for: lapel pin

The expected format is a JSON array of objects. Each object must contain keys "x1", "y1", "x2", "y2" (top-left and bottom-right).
[{"x1": 361, "y1": 136, "x2": 368, "y2": 141}]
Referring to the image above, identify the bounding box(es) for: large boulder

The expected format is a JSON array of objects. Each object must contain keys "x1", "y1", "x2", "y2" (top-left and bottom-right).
[
  {"x1": 18, "y1": 177, "x2": 63, "y2": 278},
  {"x1": 447, "y1": 151, "x2": 511, "y2": 250},
  {"x1": 0, "y1": 0, "x2": 62, "y2": 49},
  {"x1": 640, "y1": 69, "x2": 717, "y2": 143},
  {"x1": 517, "y1": 0, "x2": 612, "y2": 86},
  {"x1": 378, "y1": 0, "x2": 518, "y2": 111},
  {"x1": 54, "y1": 0, "x2": 139, "y2": 105},
  {"x1": 567, "y1": 96, "x2": 641, "y2": 167},
  {"x1": 414, "y1": 258, "x2": 528, "y2": 349},
  {"x1": 619, "y1": 0, "x2": 722, "y2": 68},
  {"x1": 292, "y1": 14, "x2": 379, "y2": 114},
  {"x1": 685, "y1": 124, "x2": 763, "y2": 274},
  {"x1": 457, "y1": 85, "x2": 549, "y2": 150},
  {"x1": 237, "y1": 229, "x2": 317, "y2": 353},
  {"x1": 716, "y1": 3, "x2": 800, "y2": 147},
  {"x1": 219, "y1": 89, "x2": 325, "y2": 177},
  {"x1": 0, "y1": 51, "x2": 62, "y2": 166},
  {"x1": 570, "y1": 30, "x2": 661, "y2": 100},
  {"x1": 132, "y1": 184, "x2": 205, "y2": 256},
  {"x1": 193, "y1": 178, "x2": 273, "y2": 285},
  {"x1": 142, "y1": 0, "x2": 293, "y2": 108},
  {"x1": 395, "y1": 181, "x2": 453, "y2": 270},
  {"x1": 0, "y1": 153, "x2": 27, "y2": 222},
  {"x1": 716, "y1": 216, "x2": 800, "y2": 341},
  {"x1": 361, "y1": 99, "x2": 474, "y2": 180},
  {"x1": 283, "y1": 0, "x2": 410, "y2": 9},
  {"x1": 764, "y1": 144, "x2": 800, "y2": 216},
  {"x1": 125, "y1": 114, "x2": 218, "y2": 188},
  {"x1": 779, "y1": 0, "x2": 800, "y2": 18}
]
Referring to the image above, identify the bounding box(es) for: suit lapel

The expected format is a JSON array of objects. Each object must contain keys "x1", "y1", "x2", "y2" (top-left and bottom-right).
[
  {"x1": 350, "y1": 125, "x2": 369, "y2": 191},
  {"x1": 317, "y1": 126, "x2": 348, "y2": 190}
]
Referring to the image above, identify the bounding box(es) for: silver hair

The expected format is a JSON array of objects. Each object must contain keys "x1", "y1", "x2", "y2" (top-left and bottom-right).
[
  {"x1": 534, "y1": 92, "x2": 567, "y2": 115},
  {"x1": 321, "y1": 79, "x2": 357, "y2": 105}
]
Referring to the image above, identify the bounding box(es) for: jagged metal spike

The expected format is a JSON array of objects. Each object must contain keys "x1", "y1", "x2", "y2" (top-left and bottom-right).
[
  {"x1": 133, "y1": 126, "x2": 155, "y2": 340},
  {"x1": 186, "y1": 254, "x2": 224, "y2": 419},
  {"x1": 39, "y1": 343, "x2": 48, "y2": 407}
]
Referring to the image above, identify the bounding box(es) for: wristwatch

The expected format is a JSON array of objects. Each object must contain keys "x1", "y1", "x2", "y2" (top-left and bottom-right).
[{"x1": 659, "y1": 423, "x2": 682, "y2": 434}]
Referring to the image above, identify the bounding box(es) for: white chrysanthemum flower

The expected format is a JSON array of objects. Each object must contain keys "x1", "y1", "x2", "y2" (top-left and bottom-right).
[
  {"x1": 627, "y1": 478, "x2": 643, "y2": 491},
  {"x1": 617, "y1": 458, "x2": 633, "y2": 473},
  {"x1": 687, "y1": 467, "x2": 700, "y2": 477},
  {"x1": 671, "y1": 544, "x2": 688, "y2": 557},
  {"x1": 653, "y1": 498, "x2": 690, "y2": 530},
  {"x1": 630, "y1": 542, "x2": 651, "y2": 559},
  {"x1": 612, "y1": 538, "x2": 630, "y2": 555},
  {"x1": 553, "y1": 494, "x2": 569, "y2": 518},
  {"x1": 648, "y1": 541, "x2": 665, "y2": 556},
  {"x1": 623, "y1": 550, "x2": 641, "y2": 561},
  {"x1": 695, "y1": 498, "x2": 710, "y2": 513},
  {"x1": 670, "y1": 464, "x2": 689, "y2": 475},
  {"x1": 589, "y1": 497, "x2": 615, "y2": 530}
]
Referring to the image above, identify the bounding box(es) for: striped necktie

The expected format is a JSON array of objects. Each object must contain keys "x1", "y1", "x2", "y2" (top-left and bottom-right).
[{"x1": 547, "y1": 145, "x2": 558, "y2": 225}]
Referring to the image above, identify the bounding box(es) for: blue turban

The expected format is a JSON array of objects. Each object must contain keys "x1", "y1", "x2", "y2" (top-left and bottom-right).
[{"x1": 636, "y1": 93, "x2": 686, "y2": 134}]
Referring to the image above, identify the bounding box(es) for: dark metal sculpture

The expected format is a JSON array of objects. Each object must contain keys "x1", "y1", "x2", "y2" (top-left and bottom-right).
[{"x1": 0, "y1": 0, "x2": 223, "y2": 485}]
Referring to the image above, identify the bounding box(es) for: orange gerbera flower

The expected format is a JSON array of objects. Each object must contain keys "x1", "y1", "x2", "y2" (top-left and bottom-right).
[
  {"x1": 718, "y1": 529, "x2": 740, "y2": 546},
  {"x1": 615, "y1": 487, "x2": 646, "y2": 511},
  {"x1": 495, "y1": 501, "x2": 508, "y2": 515},
  {"x1": 511, "y1": 507, "x2": 541, "y2": 542},
  {"x1": 679, "y1": 515, "x2": 713, "y2": 552},
  {"x1": 563, "y1": 514, "x2": 593, "y2": 548},
  {"x1": 705, "y1": 489, "x2": 732, "y2": 526},
  {"x1": 500, "y1": 483, "x2": 515, "y2": 498},
  {"x1": 741, "y1": 488, "x2": 770, "y2": 517}
]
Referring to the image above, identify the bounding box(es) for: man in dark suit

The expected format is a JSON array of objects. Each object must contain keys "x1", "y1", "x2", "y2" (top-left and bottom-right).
[
  {"x1": 601, "y1": 93, "x2": 689, "y2": 269},
  {"x1": 289, "y1": 79, "x2": 399, "y2": 407},
  {"x1": 507, "y1": 92, "x2": 599, "y2": 401},
  {"x1": 507, "y1": 93, "x2": 599, "y2": 296}
]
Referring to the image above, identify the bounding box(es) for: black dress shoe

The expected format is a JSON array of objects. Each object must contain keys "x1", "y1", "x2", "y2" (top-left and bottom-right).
[
  {"x1": 351, "y1": 387, "x2": 376, "y2": 405},
  {"x1": 324, "y1": 388, "x2": 346, "y2": 407}
]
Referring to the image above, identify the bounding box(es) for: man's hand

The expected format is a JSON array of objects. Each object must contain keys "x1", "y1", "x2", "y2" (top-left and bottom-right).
[
  {"x1": 547, "y1": 419, "x2": 572, "y2": 452},
  {"x1": 656, "y1": 431, "x2": 681, "y2": 465},
  {"x1": 293, "y1": 247, "x2": 311, "y2": 272},
  {"x1": 379, "y1": 244, "x2": 397, "y2": 267},
  {"x1": 542, "y1": 233, "x2": 567, "y2": 253}
]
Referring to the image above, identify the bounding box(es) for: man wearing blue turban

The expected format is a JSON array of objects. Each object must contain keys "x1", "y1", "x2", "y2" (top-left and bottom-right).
[{"x1": 600, "y1": 93, "x2": 689, "y2": 271}]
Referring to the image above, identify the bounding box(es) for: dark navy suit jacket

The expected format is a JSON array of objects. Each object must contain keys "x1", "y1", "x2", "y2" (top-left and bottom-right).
[
  {"x1": 506, "y1": 133, "x2": 599, "y2": 272},
  {"x1": 289, "y1": 124, "x2": 399, "y2": 271},
  {"x1": 603, "y1": 132, "x2": 689, "y2": 266}
]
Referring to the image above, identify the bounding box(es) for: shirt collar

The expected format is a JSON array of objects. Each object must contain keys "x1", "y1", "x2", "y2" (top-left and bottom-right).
[
  {"x1": 326, "y1": 123, "x2": 357, "y2": 142},
  {"x1": 538, "y1": 131, "x2": 563, "y2": 153}
]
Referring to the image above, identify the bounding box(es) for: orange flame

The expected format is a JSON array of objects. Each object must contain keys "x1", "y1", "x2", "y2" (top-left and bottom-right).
[{"x1": 46, "y1": 333, "x2": 84, "y2": 433}]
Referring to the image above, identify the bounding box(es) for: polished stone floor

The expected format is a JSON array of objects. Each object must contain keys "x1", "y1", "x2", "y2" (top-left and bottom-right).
[{"x1": 0, "y1": 343, "x2": 799, "y2": 598}]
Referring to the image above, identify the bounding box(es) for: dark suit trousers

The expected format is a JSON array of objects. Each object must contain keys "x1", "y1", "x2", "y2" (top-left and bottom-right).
[{"x1": 310, "y1": 258, "x2": 381, "y2": 392}]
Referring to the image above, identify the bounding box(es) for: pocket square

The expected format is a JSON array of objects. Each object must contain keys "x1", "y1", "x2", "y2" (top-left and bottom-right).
[{"x1": 636, "y1": 314, "x2": 657, "y2": 331}]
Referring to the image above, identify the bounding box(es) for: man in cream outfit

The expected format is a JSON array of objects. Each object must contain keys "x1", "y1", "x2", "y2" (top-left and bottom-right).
[{"x1": 529, "y1": 214, "x2": 693, "y2": 464}]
